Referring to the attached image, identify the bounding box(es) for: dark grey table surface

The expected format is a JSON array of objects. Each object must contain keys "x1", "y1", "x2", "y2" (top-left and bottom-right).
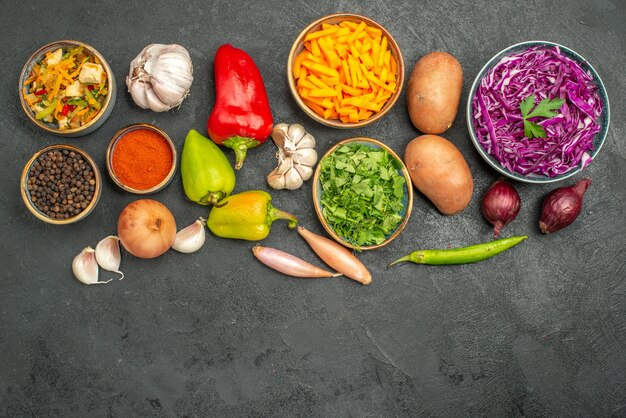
[{"x1": 1, "y1": 1, "x2": 624, "y2": 416}]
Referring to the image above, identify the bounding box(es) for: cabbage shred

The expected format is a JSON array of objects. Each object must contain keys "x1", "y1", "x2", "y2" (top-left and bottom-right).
[{"x1": 472, "y1": 46, "x2": 602, "y2": 177}]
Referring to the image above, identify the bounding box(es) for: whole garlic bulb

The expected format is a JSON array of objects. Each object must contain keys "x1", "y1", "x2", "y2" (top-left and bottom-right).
[
  {"x1": 126, "y1": 44, "x2": 193, "y2": 112},
  {"x1": 267, "y1": 123, "x2": 317, "y2": 190}
]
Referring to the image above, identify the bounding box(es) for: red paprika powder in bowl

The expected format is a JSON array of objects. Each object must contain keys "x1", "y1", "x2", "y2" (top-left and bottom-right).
[{"x1": 106, "y1": 123, "x2": 176, "y2": 194}]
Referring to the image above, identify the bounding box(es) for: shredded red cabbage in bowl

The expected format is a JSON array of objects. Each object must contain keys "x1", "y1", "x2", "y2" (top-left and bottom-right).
[{"x1": 471, "y1": 44, "x2": 604, "y2": 178}]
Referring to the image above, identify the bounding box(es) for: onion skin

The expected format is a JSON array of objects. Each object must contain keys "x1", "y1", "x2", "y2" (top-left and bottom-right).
[
  {"x1": 481, "y1": 178, "x2": 521, "y2": 238},
  {"x1": 297, "y1": 226, "x2": 372, "y2": 285},
  {"x1": 118, "y1": 199, "x2": 177, "y2": 258},
  {"x1": 539, "y1": 178, "x2": 591, "y2": 234},
  {"x1": 252, "y1": 245, "x2": 340, "y2": 278}
]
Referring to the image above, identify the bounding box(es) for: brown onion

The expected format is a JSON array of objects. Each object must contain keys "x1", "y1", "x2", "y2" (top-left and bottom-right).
[
  {"x1": 118, "y1": 199, "x2": 177, "y2": 258},
  {"x1": 539, "y1": 178, "x2": 591, "y2": 234},
  {"x1": 481, "y1": 178, "x2": 521, "y2": 238}
]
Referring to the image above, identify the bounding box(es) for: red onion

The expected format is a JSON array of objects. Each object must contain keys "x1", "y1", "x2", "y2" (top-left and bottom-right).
[
  {"x1": 539, "y1": 178, "x2": 592, "y2": 234},
  {"x1": 481, "y1": 178, "x2": 521, "y2": 238}
]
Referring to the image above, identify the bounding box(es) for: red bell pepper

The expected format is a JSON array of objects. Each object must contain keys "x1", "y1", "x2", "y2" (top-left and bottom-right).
[{"x1": 208, "y1": 44, "x2": 273, "y2": 169}]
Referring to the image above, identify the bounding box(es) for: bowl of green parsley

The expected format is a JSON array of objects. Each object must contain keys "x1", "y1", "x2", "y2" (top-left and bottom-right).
[{"x1": 312, "y1": 137, "x2": 413, "y2": 250}]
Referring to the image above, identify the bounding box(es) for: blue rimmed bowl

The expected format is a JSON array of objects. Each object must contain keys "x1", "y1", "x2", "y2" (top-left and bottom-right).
[
  {"x1": 312, "y1": 137, "x2": 413, "y2": 250},
  {"x1": 466, "y1": 41, "x2": 610, "y2": 184},
  {"x1": 18, "y1": 40, "x2": 116, "y2": 137}
]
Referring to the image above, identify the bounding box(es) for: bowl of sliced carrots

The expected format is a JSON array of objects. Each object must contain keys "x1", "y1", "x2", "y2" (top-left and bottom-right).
[
  {"x1": 19, "y1": 40, "x2": 116, "y2": 137},
  {"x1": 288, "y1": 13, "x2": 405, "y2": 129}
]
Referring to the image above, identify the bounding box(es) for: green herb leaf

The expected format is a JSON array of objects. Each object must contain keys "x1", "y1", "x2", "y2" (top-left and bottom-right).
[
  {"x1": 520, "y1": 94, "x2": 565, "y2": 139},
  {"x1": 526, "y1": 97, "x2": 565, "y2": 119},
  {"x1": 520, "y1": 95, "x2": 536, "y2": 117},
  {"x1": 523, "y1": 120, "x2": 547, "y2": 139},
  {"x1": 319, "y1": 143, "x2": 407, "y2": 247}
]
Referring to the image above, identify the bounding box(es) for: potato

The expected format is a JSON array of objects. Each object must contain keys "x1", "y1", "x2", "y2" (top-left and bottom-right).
[
  {"x1": 404, "y1": 135, "x2": 473, "y2": 215},
  {"x1": 406, "y1": 52, "x2": 463, "y2": 134}
]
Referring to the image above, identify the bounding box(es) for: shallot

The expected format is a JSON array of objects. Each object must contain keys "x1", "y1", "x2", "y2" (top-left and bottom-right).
[
  {"x1": 539, "y1": 178, "x2": 592, "y2": 234},
  {"x1": 252, "y1": 245, "x2": 340, "y2": 278},
  {"x1": 481, "y1": 178, "x2": 521, "y2": 238},
  {"x1": 297, "y1": 226, "x2": 372, "y2": 285}
]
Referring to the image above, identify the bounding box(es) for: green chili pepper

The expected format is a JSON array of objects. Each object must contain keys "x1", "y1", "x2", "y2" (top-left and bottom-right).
[
  {"x1": 35, "y1": 98, "x2": 58, "y2": 120},
  {"x1": 388, "y1": 236, "x2": 528, "y2": 267}
]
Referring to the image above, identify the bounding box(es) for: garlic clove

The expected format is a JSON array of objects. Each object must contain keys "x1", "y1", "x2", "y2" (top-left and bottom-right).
[
  {"x1": 141, "y1": 44, "x2": 170, "y2": 74},
  {"x1": 127, "y1": 79, "x2": 150, "y2": 109},
  {"x1": 267, "y1": 167, "x2": 287, "y2": 190},
  {"x1": 293, "y1": 148, "x2": 318, "y2": 166},
  {"x1": 152, "y1": 77, "x2": 186, "y2": 107},
  {"x1": 95, "y1": 236, "x2": 124, "y2": 280},
  {"x1": 73, "y1": 247, "x2": 112, "y2": 285},
  {"x1": 284, "y1": 167, "x2": 304, "y2": 190},
  {"x1": 282, "y1": 137, "x2": 297, "y2": 154},
  {"x1": 294, "y1": 163, "x2": 314, "y2": 181},
  {"x1": 276, "y1": 153, "x2": 293, "y2": 174},
  {"x1": 271, "y1": 124, "x2": 289, "y2": 149},
  {"x1": 296, "y1": 133, "x2": 316, "y2": 149},
  {"x1": 172, "y1": 219, "x2": 206, "y2": 253},
  {"x1": 151, "y1": 56, "x2": 193, "y2": 105},
  {"x1": 287, "y1": 123, "x2": 306, "y2": 143},
  {"x1": 144, "y1": 83, "x2": 171, "y2": 112},
  {"x1": 128, "y1": 51, "x2": 151, "y2": 81}
]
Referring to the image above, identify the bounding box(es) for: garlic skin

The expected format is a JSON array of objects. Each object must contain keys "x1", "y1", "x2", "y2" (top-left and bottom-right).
[
  {"x1": 126, "y1": 44, "x2": 193, "y2": 112},
  {"x1": 95, "y1": 236, "x2": 124, "y2": 280},
  {"x1": 172, "y1": 219, "x2": 206, "y2": 253},
  {"x1": 72, "y1": 247, "x2": 112, "y2": 285},
  {"x1": 267, "y1": 123, "x2": 317, "y2": 190}
]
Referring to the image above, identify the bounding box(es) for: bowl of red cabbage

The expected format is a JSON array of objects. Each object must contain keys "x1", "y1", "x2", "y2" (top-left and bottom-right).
[{"x1": 467, "y1": 41, "x2": 609, "y2": 183}]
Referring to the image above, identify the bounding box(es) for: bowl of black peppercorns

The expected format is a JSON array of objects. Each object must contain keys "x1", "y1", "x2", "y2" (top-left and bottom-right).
[{"x1": 20, "y1": 144, "x2": 101, "y2": 224}]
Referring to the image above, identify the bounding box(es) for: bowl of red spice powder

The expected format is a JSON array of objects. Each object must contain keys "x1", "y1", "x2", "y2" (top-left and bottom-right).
[{"x1": 106, "y1": 123, "x2": 176, "y2": 194}]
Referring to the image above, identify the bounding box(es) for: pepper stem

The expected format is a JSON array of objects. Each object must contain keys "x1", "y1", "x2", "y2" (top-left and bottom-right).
[
  {"x1": 388, "y1": 254, "x2": 412, "y2": 268},
  {"x1": 201, "y1": 191, "x2": 226, "y2": 206},
  {"x1": 267, "y1": 203, "x2": 298, "y2": 229},
  {"x1": 222, "y1": 136, "x2": 261, "y2": 170},
  {"x1": 388, "y1": 251, "x2": 423, "y2": 268}
]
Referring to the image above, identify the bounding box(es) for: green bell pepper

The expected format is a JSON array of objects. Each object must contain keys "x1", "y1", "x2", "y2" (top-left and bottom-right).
[{"x1": 181, "y1": 129, "x2": 236, "y2": 205}]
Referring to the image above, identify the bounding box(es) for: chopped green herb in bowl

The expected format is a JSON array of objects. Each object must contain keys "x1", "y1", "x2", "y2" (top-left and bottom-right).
[{"x1": 312, "y1": 137, "x2": 413, "y2": 250}]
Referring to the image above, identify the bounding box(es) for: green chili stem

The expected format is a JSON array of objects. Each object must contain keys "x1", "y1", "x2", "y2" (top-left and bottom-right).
[{"x1": 388, "y1": 236, "x2": 528, "y2": 267}]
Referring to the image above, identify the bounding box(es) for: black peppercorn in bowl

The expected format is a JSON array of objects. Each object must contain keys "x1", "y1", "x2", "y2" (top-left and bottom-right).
[{"x1": 20, "y1": 144, "x2": 101, "y2": 225}]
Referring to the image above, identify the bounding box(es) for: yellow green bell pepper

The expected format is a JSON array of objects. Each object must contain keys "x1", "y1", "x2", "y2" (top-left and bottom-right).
[{"x1": 207, "y1": 190, "x2": 298, "y2": 241}]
